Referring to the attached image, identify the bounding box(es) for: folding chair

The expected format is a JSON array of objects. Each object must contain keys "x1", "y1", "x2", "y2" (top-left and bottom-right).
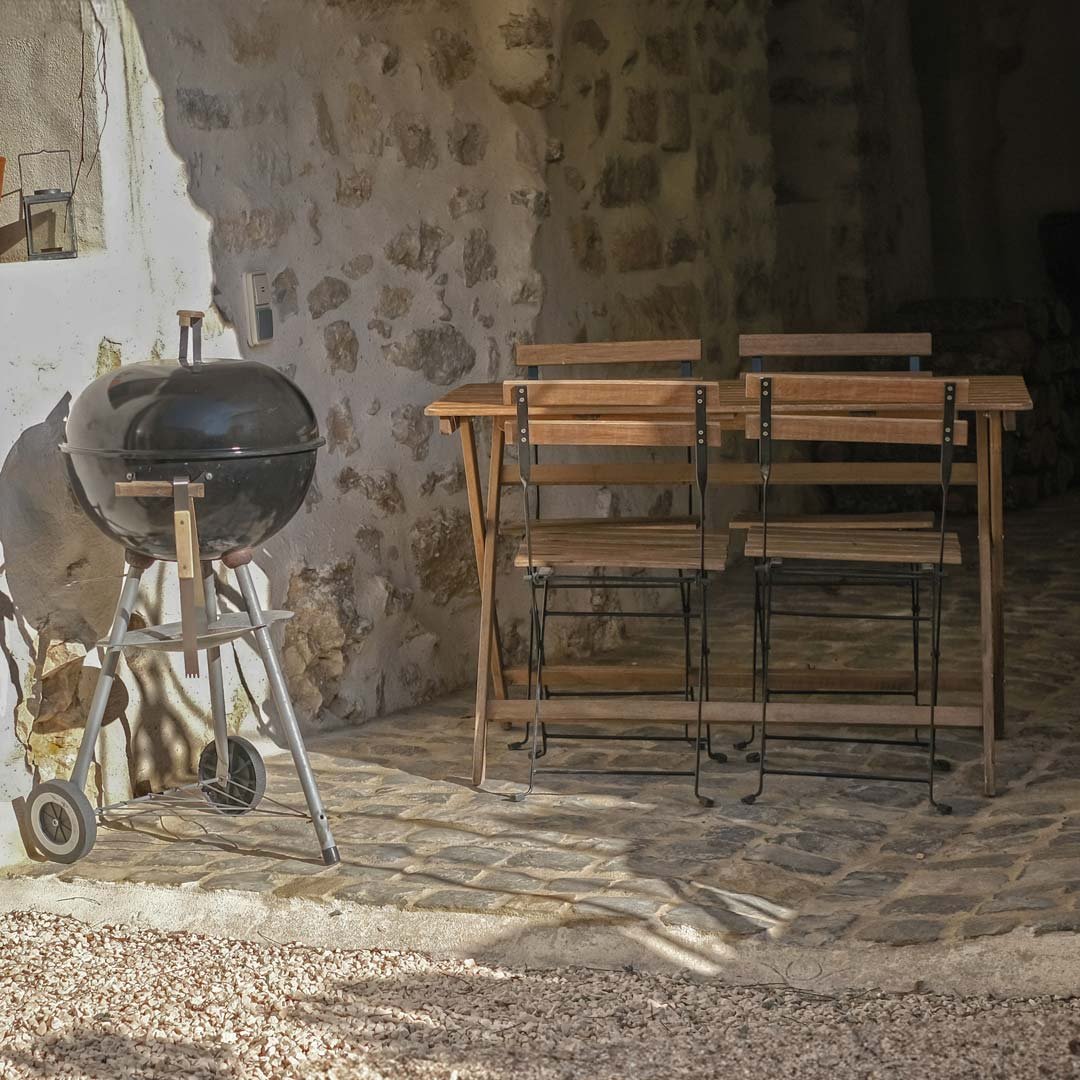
[
  {"x1": 740, "y1": 373, "x2": 966, "y2": 813},
  {"x1": 505, "y1": 379, "x2": 727, "y2": 804},
  {"x1": 730, "y1": 332, "x2": 937, "y2": 758},
  {"x1": 508, "y1": 340, "x2": 716, "y2": 760}
]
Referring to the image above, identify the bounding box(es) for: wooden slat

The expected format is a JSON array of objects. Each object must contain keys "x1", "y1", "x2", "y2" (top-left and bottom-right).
[
  {"x1": 745, "y1": 372, "x2": 968, "y2": 405},
  {"x1": 504, "y1": 418, "x2": 727, "y2": 448},
  {"x1": 743, "y1": 526, "x2": 962, "y2": 565},
  {"x1": 503, "y1": 516, "x2": 697, "y2": 537},
  {"x1": 487, "y1": 698, "x2": 982, "y2": 729},
  {"x1": 745, "y1": 413, "x2": 969, "y2": 447},
  {"x1": 115, "y1": 481, "x2": 205, "y2": 498},
  {"x1": 504, "y1": 664, "x2": 981, "y2": 695},
  {"x1": 514, "y1": 524, "x2": 729, "y2": 571},
  {"x1": 729, "y1": 512, "x2": 935, "y2": 531},
  {"x1": 503, "y1": 379, "x2": 720, "y2": 407},
  {"x1": 739, "y1": 333, "x2": 932, "y2": 358},
  {"x1": 516, "y1": 339, "x2": 700, "y2": 366},
  {"x1": 424, "y1": 377, "x2": 1033, "y2": 418},
  {"x1": 501, "y1": 461, "x2": 979, "y2": 487}
]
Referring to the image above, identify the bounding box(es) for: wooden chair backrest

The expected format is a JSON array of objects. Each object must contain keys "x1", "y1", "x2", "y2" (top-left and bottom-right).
[
  {"x1": 515, "y1": 339, "x2": 701, "y2": 377},
  {"x1": 738, "y1": 332, "x2": 932, "y2": 373},
  {"x1": 743, "y1": 374, "x2": 969, "y2": 447},
  {"x1": 503, "y1": 379, "x2": 724, "y2": 449}
]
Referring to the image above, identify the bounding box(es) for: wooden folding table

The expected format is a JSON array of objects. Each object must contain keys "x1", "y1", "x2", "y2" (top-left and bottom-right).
[{"x1": 425, "y1": 375, "x2": 1032, "y2": 796}]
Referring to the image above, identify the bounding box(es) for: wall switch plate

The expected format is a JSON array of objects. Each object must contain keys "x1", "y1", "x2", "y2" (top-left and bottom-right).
[{"x1": 242, "y1": 271, "x2": 274, "y2": 346}]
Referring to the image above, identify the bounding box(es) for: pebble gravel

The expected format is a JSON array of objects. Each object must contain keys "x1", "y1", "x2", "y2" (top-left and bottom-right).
[{"x1": 1, "y1": 911, "x2": 1079, "y2": 1079}]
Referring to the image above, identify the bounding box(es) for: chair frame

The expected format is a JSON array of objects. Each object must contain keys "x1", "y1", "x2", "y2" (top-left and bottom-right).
[
  {"x1": 508, "y1": 340, "x2": 712, "y2": 766},
  {"x1": 733, "y1": 331, "x2": 934, "y2": 759},
  {"x1": 508, "y1": 380, "x2": 718, "y2": 806},
  {"x1": 742, "y1": 373, "x2": 962, "y2": 814}
]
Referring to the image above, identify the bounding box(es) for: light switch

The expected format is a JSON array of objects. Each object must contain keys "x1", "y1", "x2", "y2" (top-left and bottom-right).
[{"x1": 242, "y1": 271, "x2": 274, "y2": 346}]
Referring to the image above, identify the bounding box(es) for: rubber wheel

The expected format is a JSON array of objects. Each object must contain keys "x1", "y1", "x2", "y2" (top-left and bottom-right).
[
  {"x1": 198, "y1": 736, "x2": 266, "y2": 815},
  {"x1": 27, "y1": 780, "x2": 97, "y2": 864}
]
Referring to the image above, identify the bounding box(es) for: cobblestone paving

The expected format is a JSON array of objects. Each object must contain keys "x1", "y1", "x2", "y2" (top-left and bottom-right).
[{"x1": 9, "y1": 496, "x2": 1080, "y2": 952}]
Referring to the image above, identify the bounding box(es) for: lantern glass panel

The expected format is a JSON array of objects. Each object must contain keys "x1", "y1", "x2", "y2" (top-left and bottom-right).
[{"x1": 24, "y1": 189, "x2": 78, "y2": 260}]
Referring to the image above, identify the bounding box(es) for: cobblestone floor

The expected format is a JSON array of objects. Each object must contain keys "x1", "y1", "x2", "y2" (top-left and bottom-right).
[{"x1": 8, "y1": 495, "x2": 1080, "y2": 952}]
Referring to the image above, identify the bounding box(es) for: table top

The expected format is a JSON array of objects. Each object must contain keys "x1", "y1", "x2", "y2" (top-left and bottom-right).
[{"x1": 426, "y1": 376, "x2": 1032, "y2": 419}]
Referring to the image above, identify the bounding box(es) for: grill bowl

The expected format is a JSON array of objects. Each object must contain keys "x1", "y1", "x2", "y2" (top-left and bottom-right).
[{"x1": 62, "y1": 359, "x2": 323, "y2": 560}]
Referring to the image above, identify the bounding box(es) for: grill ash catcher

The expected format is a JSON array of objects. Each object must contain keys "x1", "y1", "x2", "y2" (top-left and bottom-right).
[{"x1": 26, "y1": 310, "x2": 339, "y2": 866}]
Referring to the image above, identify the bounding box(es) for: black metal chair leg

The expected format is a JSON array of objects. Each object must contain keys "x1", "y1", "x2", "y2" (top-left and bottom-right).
[
  {"x1": 511, "y1": 577, "x2": 547, "y2": 801},
  {"x1": 738, "y1": 569, "x2": 761, "y2": 758},
  {"x1": 927, "y1": 571, "x2": 952, "y2": 815},
  {"x1": 743, "y1": 568, "x2": 770, "y2": 804},
  {"x1": 694, "y1": 574, "x2": 714, "y2": 807}
]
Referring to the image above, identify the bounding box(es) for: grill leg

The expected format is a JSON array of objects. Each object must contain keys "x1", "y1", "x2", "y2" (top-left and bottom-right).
[
  {"x1": 71, "y1": 555, "x2": 149, "y2": 793},
  {"x1": 202, "y1": 562, "x2": 231, "y2": 785},
  {"x1": 233, "y1": 562, "x2": 339, "y2": 864}
]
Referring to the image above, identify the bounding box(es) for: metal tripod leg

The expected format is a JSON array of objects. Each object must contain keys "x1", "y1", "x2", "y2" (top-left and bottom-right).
[
  {"x1": 71, "y1": 554, "x2": 149, "y2": 793},
  {"x1": 233, "y1": 562, "x2": 339, "y2": 865},
  {"x1": 202, "y1": 562, "x2": 231, "y2": 785}
]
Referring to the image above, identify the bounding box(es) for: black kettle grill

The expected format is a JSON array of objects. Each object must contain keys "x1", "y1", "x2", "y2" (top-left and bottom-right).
[
  {"x1": 61, "y1": 310, "x2": 323, "y2": 559},
  {"x1": 27, "y1": 311, "x2": 339, "y2": 868}
]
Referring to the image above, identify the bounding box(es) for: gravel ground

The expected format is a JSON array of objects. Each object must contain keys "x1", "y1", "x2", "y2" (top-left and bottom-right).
[{"x1": 1, "y1": 911, "x2": 1078, "y2": 1080}]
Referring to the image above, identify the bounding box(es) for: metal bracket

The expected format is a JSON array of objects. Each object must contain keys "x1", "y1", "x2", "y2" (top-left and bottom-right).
[
  {"x1": 515, "y1": 384, "x2": 531, "y2": 483},
  {"x1": 693, "y1": 385, "x2": 708, "y2": 498},
  {"x1": 940, "y1": 382, "x2": 956, "y2": 491},
  {"x1": 177, "y1": 309, "x2": 205, "y2": 368}
]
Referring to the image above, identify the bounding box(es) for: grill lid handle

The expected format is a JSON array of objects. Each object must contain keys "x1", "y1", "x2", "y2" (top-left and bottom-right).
[{"x1": 177, "y1": 309, "x2": 205, "y2": 368}]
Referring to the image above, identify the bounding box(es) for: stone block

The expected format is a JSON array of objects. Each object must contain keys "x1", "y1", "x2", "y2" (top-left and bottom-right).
[
  {"x1": 447, "y1": 118, "x2": 488, "y2": 165},
  {"x1": 597, "y1": 154, "x2": 660, "y2": 207},
  {"x1": 611, "y1": 223, "x2": 662, "y2": 272},
  {"x1": 384, "y1": 325, "x2": 477, "y2": 384},
  {"x1": 324, "y1": 320, "x2": 359, "y2": 373},
  {"x1": 624, "y1": 88, "x2": 658, "y2": 143},
  {"x1": 660, "y1": 89, "x2": 691, "y2": 151},
  {"x1": 428, "y1": 28, "x2": 476, "y2": 88},
  {"x1": 308, "y1": 276, "x2": 351, "y2": 318}
]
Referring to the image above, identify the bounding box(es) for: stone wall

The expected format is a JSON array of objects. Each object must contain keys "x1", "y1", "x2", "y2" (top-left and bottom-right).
[
  {"x1": 120, "y1": 0, "x2": 561, "y2": 729},
  {"x1": 768, "y1": 0, "x2": 932, "y2": 330},
  {"x1": 540, "y1": 0, "x2": 776, "y2": 370}
]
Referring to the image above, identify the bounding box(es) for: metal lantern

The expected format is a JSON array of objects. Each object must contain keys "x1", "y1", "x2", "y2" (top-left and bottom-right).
[{"x1": 19, "y1": 150, "x2": 78, "y2": 261}]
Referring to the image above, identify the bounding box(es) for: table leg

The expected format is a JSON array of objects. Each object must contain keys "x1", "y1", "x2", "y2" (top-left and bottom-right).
[
  {"x1": 472, "y1": 422, "x2": 506, "y2": 787},
  {"x1": 975, "y1": 413, "x2": 996, "y2": 796},
  {"x1": 989, "y1": 412, "x2": 1006, "y2": 738},
  {"x1": 459, "y1": 419, "x2": 507, "y2": 699}
]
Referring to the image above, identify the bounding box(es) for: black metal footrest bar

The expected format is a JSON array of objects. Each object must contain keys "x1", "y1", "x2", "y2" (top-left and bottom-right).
[
  {"x1": 769, "y1": 609, "x2": 931, "y2": 621},
  {"x1": 539, "y1": 731, "x2": 702, "y2": 743},
  {"x1": 765, "y1": 733, "x2": 935, "y2": 748},
  {"x1": 756, "y1": 766, "x2": 932, "y2": 785},
  {"x1": 543, "y1": 609, "x2": 700, "y2": 619},
  {"x1": 526, "y1": 767, "x2": 697, "y2": 778}
]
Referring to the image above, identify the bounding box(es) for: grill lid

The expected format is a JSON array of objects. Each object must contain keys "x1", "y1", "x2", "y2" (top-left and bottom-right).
[{"x1": 62, "y1": 359, "x2": 324, "y2": 461}]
